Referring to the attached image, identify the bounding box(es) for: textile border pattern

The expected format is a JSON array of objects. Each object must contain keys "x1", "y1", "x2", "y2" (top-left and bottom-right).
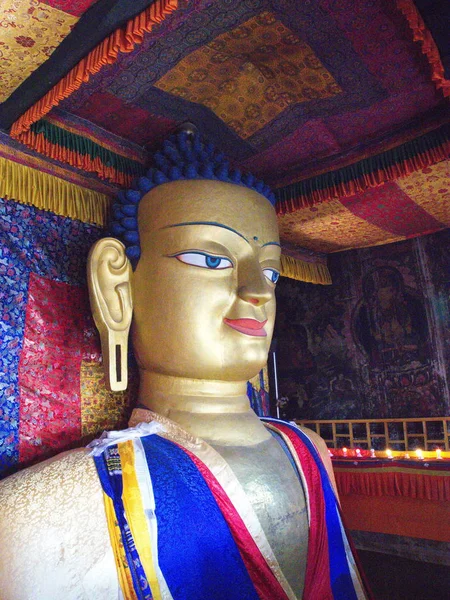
[
  {"x1": 20, "y1": 109, "x2": 149, "y2": 186},
  {"x1": 333, "y1": 460, "x2": 450, "y2": 502},
  {"x1": 275, "y1": 123, "x2": 450, "y2": 211},
  {"x1": 0, "y1": 130, "x2": 332, "y2": 284}
]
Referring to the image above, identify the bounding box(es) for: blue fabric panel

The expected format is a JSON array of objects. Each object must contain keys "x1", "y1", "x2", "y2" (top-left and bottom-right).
[
  {"x1": 0, "y1": 203, "x2": 31, "y2": 472},
  {"x1": 140, "y1": 434, "x2": 260, "y2": 600},
  {"x1": 0, "y1": 198, "x2": 102, "y2": 476}
]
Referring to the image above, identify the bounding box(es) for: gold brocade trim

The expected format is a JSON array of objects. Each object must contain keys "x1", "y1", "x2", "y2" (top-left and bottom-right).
[
  {"x1": 118, "y1": 441, "x2": 163, "y2": 600},
  {"x1": 80, "y1": 360, "x2": 135, "y2": 437},
  {"x1": 103, "y1": 493, "x2": 139, "y2": 600},
  {"x1": 280, "y1": 253, "x2": 332, "y2": 285},
  {"x1": 0, "y1": 156, "x2": 111, "y2": 226}
]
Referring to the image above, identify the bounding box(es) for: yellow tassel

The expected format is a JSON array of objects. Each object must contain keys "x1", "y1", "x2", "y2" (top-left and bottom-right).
[
  {"x1": 280, "y1": 254, "x2": 332, "y2": 285},
  {"x1": 0, "y1": 156, "x2": 111, "y2": 226},
  {"x1": 102, "y1": 494, "x2": 139, "y2": 600},
  {"x1": 0, "y1": 155, "x2": 332, "y2": 283}
]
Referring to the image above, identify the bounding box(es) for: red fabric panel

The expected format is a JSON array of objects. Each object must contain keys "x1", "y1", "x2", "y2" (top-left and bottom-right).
[
  {"x1": 181, "y1": 446, "x2": 290, "y2": 600},
  {"x1": 271, "y1": 423, "x2": 333, "y2": 600},
  {"x1": 72, "y1": 92, "x2": 177, "y2": 147},
  {"x1": 18, "y1": 273, "x2": 92, "y2": 463},
  {"x1": 340, "y1": 182, "x2": 446, "y2": 236},
  {"x1": 335, "y1": 469, "x2": 450, "y2": 502},
  {"x1": 40, "y1": 0, "x2": 98, "y2": 17},
  {"x1": 340, "y1": 494, "x2": 450, "y2": 542}
]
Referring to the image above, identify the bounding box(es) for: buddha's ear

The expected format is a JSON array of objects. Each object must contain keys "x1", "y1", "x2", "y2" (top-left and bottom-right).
[{"x1": 87, "y1": 238, "x2": 133, "y2": 391}]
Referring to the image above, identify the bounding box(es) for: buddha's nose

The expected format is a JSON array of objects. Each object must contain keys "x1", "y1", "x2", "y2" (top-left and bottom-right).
[{"x1": 237, "y1": 261, "x2": 272, "y2": 306}]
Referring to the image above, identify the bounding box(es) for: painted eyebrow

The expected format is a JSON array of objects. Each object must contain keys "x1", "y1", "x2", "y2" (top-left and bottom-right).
[
  {"x1": 161, "y1": 221, "x2": 249, "y2": 242},
  {"x1": 162, "y1": 221, "x2": 279, "y2": 248}
]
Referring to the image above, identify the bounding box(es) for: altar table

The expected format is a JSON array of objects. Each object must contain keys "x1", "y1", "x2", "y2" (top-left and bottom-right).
[{"x1": 333, "y1": 459, "x2": 450, "y2": 543}]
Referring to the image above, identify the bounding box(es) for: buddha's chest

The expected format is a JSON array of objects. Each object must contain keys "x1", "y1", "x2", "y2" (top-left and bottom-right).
[{"x1": 212, "y1": 438, "x2": 309, "y2": 598}]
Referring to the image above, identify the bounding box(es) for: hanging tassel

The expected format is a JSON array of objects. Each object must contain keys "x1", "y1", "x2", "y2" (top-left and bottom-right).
[
  {"x1": 11, "y1": 0, "x2": 179, "y2": 137},
  {"x1": 280, "y1": 254, "x2": 332, "y2": 285},
  {"x1": 0, "y1": 155, "x2": 111, "y2": 226}
]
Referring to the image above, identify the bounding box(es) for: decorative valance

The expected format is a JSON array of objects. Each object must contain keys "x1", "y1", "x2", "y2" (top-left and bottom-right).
[
  {"x1": 279, "y1": 242, "x2": 332, "y2": 285},
  {"x1": 278, "y1": 158, "x2": 450, "y2": 254},
  {"x1": 275, "y1": 123, "x2": 450, "y2": 212},
  {"x1": 0, "y1": 131, "x2": 116, "y2": 226},
  {"x1": 334, "y1": 460, "x2": 450, "y2": 502},
  {"x1": 18, "y1": 109, "x2": 148, "y2": 186},
  {"x1": 396, "y1": 0, "x2": 450, "y2": 98}
]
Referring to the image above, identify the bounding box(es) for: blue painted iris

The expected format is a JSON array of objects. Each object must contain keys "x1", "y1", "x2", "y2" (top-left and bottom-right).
[
  {"x1": 175, "y1": 252, "x2": 233, "y2": 270},
  {"x1": 263, "y1": 268, "x2": 280, "y2": 284},
  {"x1": 206, "y1": 255, "x2": 221, "y2": 268}
]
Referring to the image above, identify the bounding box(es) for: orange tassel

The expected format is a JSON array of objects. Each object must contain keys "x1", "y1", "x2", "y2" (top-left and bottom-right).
[
  {"x1": 11, "y1": 0, "x2": 178, "y2": 138},
  {"x1": 396, "y1": 0, "x2": 450, "y2": 98},
  {"x1": 18, "y1": 130, "x2": 134, "y2": 186}
]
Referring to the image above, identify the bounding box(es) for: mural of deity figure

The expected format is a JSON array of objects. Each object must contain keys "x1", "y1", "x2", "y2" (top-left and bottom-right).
[{"x1": 352, "y1": 266, "x2": 429, "y2": 369}]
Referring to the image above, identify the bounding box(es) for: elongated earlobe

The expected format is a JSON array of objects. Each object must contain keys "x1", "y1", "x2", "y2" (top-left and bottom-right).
[{"x1": 87, "y1": 238, "x2": 133, "y2": 391}]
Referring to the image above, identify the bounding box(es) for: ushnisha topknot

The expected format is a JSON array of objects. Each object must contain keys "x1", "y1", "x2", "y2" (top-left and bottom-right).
[{"x1": 110, "y1": 130, "x2": 277, "y2": 267}]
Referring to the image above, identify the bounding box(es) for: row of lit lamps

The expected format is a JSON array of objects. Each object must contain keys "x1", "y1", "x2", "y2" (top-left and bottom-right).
[{"x1": 329, "y1": 447, "x2": 445, "y2": 460}]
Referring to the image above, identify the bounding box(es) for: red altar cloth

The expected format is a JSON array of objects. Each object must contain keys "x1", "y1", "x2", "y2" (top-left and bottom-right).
[{"x1": 333, "y1": 459, "x2": 450, "y2": 542}]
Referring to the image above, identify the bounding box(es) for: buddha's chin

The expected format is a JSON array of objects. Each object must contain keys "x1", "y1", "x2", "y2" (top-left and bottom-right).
[
  {"x1": 134, "y1": 330, "x2": 271, "y2": 383},
  {"x1": 225, "y1": 350, "x2": 269, "y2": 381},
  {"x1": 137, "y1": 352, "x2": 268, "y2": 384},
  {"x1": 198, "y1": 339, "x2": 270, "y2": 382}
]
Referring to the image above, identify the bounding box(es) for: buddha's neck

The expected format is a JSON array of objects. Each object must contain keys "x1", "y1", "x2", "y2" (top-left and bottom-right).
[{"x1": 137, "y1": 370, "x2": 271, "y2": 446}]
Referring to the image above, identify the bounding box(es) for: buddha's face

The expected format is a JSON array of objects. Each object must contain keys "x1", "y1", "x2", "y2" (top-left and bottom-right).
[{"x1": 131, "y1": 179, "x2": 281, "y2": 381}]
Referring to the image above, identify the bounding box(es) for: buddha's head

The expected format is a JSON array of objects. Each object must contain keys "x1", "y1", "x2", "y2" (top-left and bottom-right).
[{"x1": 88, "y1": 132, "x2": 280, "y2": 390}]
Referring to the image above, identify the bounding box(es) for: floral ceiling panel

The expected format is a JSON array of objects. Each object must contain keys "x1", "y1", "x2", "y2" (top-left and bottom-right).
[{"x1": 0, "y1": 0, "x2": 448, "y2": 254}]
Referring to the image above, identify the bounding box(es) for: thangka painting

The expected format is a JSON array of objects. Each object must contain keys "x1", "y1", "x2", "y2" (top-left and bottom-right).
[{"x1": 274, "y1": 229, "x2": 450, "y2": 422}]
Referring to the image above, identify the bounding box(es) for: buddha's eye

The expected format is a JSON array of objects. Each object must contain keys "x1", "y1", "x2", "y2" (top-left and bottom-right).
[
  {"x1": 175, "y1": 252, "x2": 233, "y2": 270},
  {"x1": 263, "y1": 268, "x2": 280, "y2": 284}
]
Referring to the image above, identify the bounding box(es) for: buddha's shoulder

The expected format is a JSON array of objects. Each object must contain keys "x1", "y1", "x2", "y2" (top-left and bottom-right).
[
  {"x1": 0, "y1": 448, "x2": 102, "y2": 511},
  {"x1": 0, "y1": 450, "x2": 116, "y2": 599},
  {"x1": 297, "y1": 425, "x2": 338, "y2": 495},
  {"x1": 297, "y1": 425, "x2": 328, "y2": 455}
]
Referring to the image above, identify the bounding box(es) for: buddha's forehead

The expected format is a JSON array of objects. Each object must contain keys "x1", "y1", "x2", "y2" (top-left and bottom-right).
[{"x1": 137, "y1": 179, "x2": 279, "y2": 244}]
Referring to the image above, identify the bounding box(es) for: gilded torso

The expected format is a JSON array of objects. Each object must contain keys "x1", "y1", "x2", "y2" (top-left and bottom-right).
[{"x1": 213, "y1": 436, "x2": 309, "y2": 598}]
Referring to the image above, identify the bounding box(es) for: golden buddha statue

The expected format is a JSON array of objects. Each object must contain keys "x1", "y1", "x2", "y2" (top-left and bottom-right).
[{"x1": 0, "y1": 132, "x2": 367, "y2": 600}]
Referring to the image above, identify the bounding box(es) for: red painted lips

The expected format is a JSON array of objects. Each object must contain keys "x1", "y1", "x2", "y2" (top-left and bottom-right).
[{"x1": 223, "y1": 318, "x2": 267, "y2": 337}]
